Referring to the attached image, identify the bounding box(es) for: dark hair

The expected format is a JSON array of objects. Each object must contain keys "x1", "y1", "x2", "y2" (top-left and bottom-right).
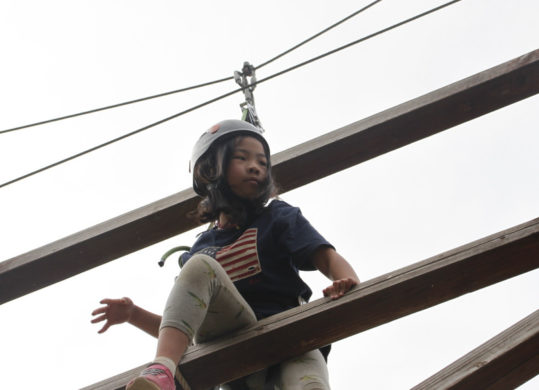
[{"x1": 193, "y1": 135, "x2": 278, "y2": 226}]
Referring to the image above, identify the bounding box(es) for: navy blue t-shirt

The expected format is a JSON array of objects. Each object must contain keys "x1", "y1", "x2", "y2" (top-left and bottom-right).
[{"x1": 180, "y1": 199, "x2": 333, "y2": 319}]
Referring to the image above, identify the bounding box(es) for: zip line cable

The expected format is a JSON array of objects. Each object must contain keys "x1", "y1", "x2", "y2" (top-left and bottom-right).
[
  {"x1": 0, "y1": 76, "x2": 234, "y2": 135},
  {"x1": 256, "y1": 0, "x2": 381, "y2": 70},
  {"x1": 0, "y1": 0, "x2": 382, "y2": 136},
  {"x1": 0, "y1": 86, "x2": 246, "y2": 189},
  {"x1": 255, "y1": 0, "x2": 462, "y2": 93},
  {"x1": 0, "y1": 0, "x2": 461, "y2": 190}
]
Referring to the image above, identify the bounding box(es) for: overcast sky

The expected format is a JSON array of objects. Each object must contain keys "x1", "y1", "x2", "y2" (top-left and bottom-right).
[{"x1": 1, "y1": 1, "x2": 538, "y2": 389}]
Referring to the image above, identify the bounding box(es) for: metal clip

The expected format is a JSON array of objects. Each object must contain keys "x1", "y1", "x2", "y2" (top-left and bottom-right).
[{"x1": 234, "y1": 61, "x2": 263, "y2": 130}]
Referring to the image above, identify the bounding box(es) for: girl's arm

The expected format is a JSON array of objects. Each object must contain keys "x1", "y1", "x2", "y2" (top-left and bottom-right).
[
  {"x1": 91, "y1": 297, "x2": 162, "y2": 338},
  {"x1": 312, "y1": 246, "x2": 360, "y2": 300}
]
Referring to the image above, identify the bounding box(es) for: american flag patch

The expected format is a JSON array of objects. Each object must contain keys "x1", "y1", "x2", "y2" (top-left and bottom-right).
[{"x1": 215, "y1": 228, "x2": 261, "y2": 282}]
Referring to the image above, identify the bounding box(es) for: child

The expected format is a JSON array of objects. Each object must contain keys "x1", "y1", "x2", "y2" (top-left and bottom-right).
[{"x1": 91, "y1": 119, "x2": 359, "y2": 390}]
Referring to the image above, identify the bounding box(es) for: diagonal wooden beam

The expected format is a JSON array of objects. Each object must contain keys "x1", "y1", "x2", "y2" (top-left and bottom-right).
[
  {"x1": 81, "y1": 217, "x2": 539, "y2": 390},
  {"x1": 412, "y1": 310, "x2": 539, "y2": 390},
  {"x1": 1, "y1": 49, "x2": 538, "y2": 304}
]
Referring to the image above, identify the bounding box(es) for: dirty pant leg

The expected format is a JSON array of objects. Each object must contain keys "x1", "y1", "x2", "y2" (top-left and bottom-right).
[
  {"x1": 277, "y1": 349, "x2": 330, "y2": 390},
  {"x1": 160, "y1": 254, "x2": 257, "y2": 343}
]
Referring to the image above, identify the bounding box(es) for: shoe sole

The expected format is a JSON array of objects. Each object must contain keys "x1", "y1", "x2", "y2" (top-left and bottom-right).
[{"x1": 126, "y1": 377, "x2": 161, "y2": 390}]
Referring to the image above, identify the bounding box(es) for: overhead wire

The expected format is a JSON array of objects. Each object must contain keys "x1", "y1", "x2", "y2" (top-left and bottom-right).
[
  {"x1": 0, "y1": 86, "x2": 247, "y2": 189},
  {"x1": 0, "y1": 0, "x2": 461, "y2": 190},
  {"x1": 0, "y1": 76, "x2": 233, "y2": 135},
  {"x1": 254, "y1": 0, "x2": 462, "y2": 94},
  {"x1": 255, "y1": 0, "x2": 382, "y2": 70},
  {"x1": 0, "y1": 0, "x2": 381, "y2": 136}
]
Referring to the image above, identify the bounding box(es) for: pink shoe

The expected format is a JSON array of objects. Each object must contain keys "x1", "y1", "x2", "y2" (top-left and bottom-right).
[{"x1": 126, "y1": 363, "x2": 175, "y2": 390}]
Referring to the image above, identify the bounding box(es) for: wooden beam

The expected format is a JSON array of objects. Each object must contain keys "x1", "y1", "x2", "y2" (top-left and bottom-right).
[
  {"x1": 412, "y1": 310, "x2": 539, "y2": 390},
  {"x1": 0, "y1": 188, "x2": 201, "y2": 304},
  {"x1": 1, "y1": 49, "x2": 538, "y2": 304},
  {"x1": 271, "y1": 49, "x2": 539, "y2": 193},
  {"x1": 81, "y1": 217, "x2": 539, "y2": 390}
]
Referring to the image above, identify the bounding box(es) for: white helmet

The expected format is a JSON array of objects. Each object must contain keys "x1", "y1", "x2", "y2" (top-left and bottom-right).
[{"x1": 190, "y1": 119, "x2": 270, "y2": 195}]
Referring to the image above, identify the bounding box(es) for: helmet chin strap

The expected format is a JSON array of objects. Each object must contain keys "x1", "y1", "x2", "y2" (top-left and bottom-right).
[{"x1": 234, "y1": 61, "x2": 263, "y2": 131}]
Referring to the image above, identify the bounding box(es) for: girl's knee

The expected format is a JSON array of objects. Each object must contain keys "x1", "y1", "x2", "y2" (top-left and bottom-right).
[{"x1": 178, "y1": 254, "x2": 222, "y2": 281}]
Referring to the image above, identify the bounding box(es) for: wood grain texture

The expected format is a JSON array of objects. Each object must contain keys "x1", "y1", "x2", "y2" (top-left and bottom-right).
[
  {"x1": 80, "y1": 217, "x2": 539, "y2": 389},
  {"x1": 412, "y1": 310, "x2": 539, "y2": 390},
  {"x1": 1, "y1": 50, "x2": 538, "y2": 304}
]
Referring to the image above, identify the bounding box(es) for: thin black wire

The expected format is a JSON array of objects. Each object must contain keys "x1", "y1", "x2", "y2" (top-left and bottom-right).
[
  {"x1": 256, "y1": 0, "x2": 462, "y2": 87},
  {"x1": 0, "y1": 76, "x2": 233, "y2": 135},
  {"x1": 255, "y1": 0, "x2": 382, "y2": 70},
  {"x1": 1, "y1": 1, "x2": 382, "y2": 136},
  {"x1": 0, "y1": 86, "x2": 245, "y2": 189},
  {"x1": 0, "y1": 0, "x2": 461, "y2": 190}
]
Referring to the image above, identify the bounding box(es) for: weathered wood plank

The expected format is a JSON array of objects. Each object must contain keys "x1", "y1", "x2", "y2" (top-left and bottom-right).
[
  {"x1": 412, "y1": 310, "x2": 539, "y2": 390},
  {"x1": 81, "y1": 217, "x2": 539, "y2": 389},
  {"x1": 1, "y1": 49, "x2": 538, "y2": 304}
]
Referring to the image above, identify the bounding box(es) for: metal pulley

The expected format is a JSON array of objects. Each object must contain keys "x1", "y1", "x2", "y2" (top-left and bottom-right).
[{"x1": 234, "y1": 61, "x2": 263, "y2": 130}]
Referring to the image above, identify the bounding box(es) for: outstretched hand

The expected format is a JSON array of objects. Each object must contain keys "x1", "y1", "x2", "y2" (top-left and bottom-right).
[
  {"x1": 91, "y1": 297, "x2": 134, "y2": 333},
  {"x1": 323, "y1": 278, "x2": 358, "y2": 300}
]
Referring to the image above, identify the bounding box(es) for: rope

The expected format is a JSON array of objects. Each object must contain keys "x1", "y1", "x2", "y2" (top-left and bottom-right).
[{"x1": 175, "y1": 367, "x2": 192, "y2": 390}]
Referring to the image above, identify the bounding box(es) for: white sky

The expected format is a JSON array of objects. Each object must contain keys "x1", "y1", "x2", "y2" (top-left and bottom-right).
[{"x1": 0, "y1": 0, "x2": 538, "y2": 389}]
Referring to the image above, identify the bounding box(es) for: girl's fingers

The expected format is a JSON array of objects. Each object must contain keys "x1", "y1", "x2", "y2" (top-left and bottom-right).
[
  {"x1": 323, "y1": 278, "x2": 358, "y2": 299},
  {"x1": 91, "y1": 306, "x2": 107, "y2": 316},
  {"x1": 100, "y1": 297, "x2": 127, "y2": 305},
  {"x1": 98, "y1": 322, "x2": 110, "y2": 334},
  {"x1": 91, "y1": 314, "x2": 107, "y2": 324},
  {"x1": 92, "y1": 298, "x2": 132, "y2": 333}
]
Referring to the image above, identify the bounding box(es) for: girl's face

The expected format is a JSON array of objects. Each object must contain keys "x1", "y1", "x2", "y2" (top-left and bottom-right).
[{"x1": 226, "y1": 136, "x2": 268, "y2": 200}]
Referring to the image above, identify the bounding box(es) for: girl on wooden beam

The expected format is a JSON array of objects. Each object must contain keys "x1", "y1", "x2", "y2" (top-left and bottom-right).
[{"x1": 91, "y1": 119, "x2": 360, "y2": 390}]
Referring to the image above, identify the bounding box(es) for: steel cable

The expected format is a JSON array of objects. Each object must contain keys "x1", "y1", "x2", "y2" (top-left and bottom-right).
[
  {"x1": 0, "y1": 0, "x2": 382, "y2": 135},
  {"x1": 255, "y1": 0, "x2": 382, "y2": 70},
  {"x1": 0, "y1": 0, "x2": 461, "y2": 189},
  {"x1": 0, "y1": 76, "x2": 234, "y2": 135}
]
